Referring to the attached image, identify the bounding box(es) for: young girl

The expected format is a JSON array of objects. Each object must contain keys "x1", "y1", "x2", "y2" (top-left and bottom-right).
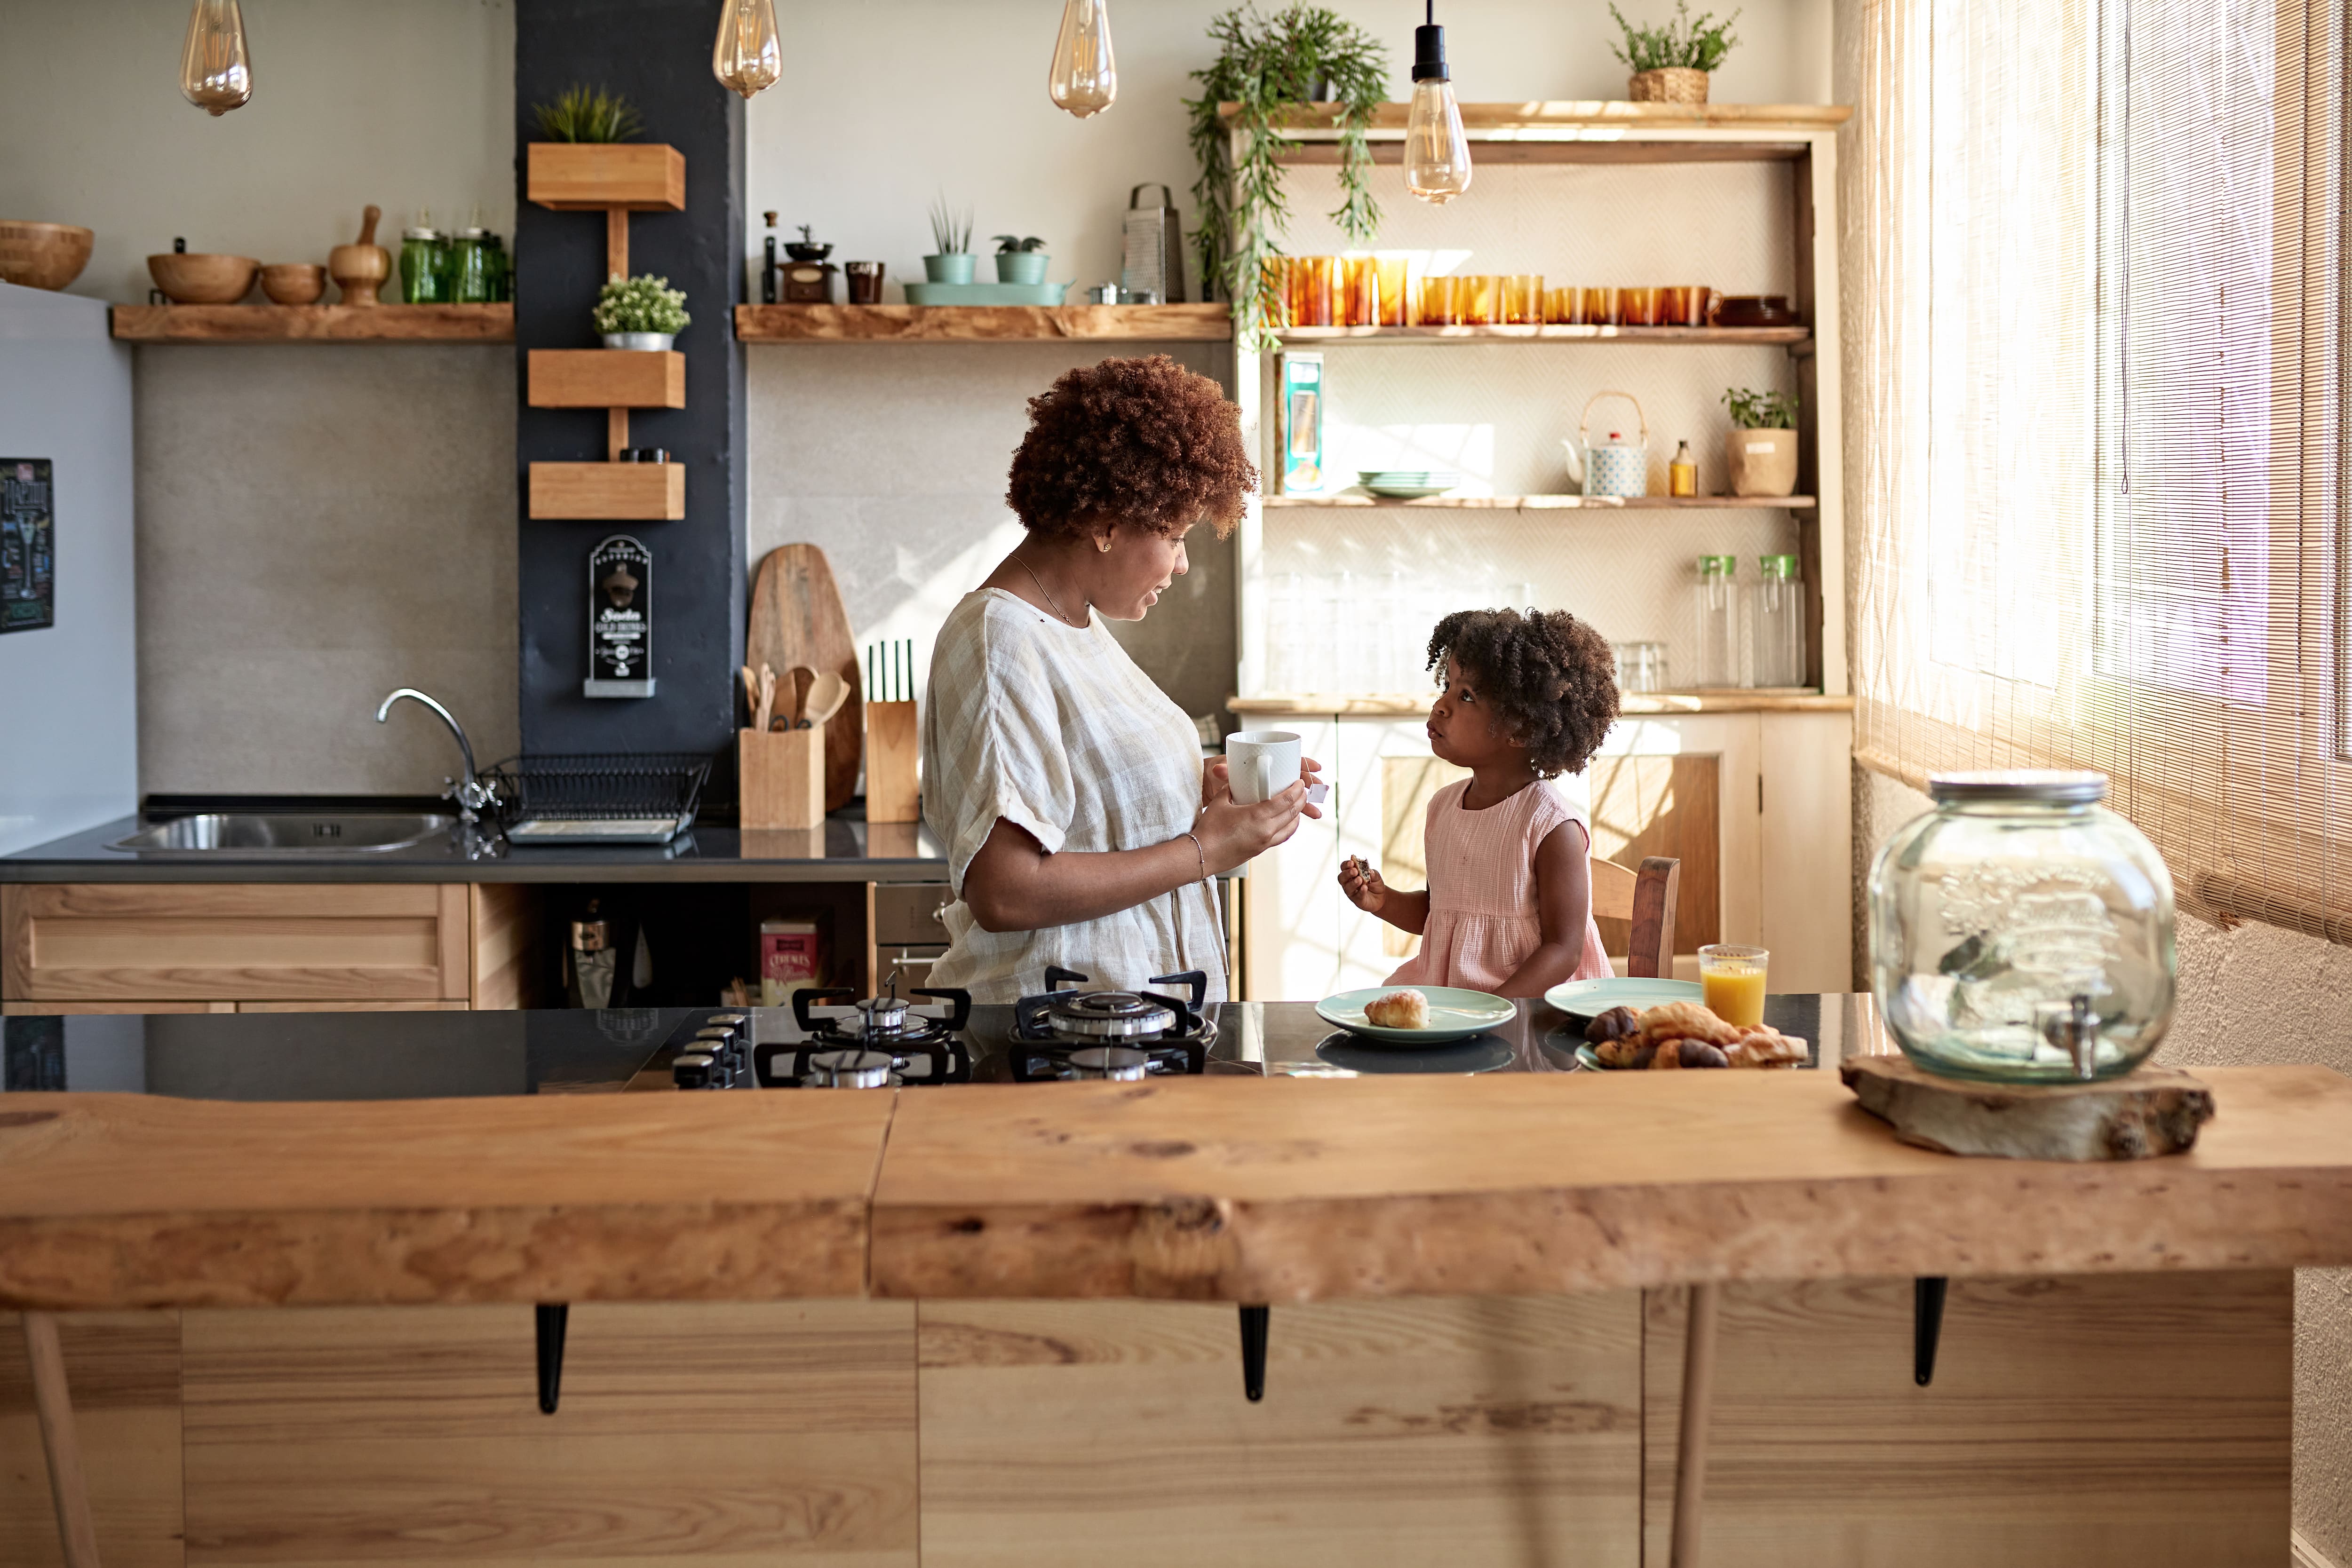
[{"x1": 1340, "y1": 608, "x2": 1620, "y2": 998}]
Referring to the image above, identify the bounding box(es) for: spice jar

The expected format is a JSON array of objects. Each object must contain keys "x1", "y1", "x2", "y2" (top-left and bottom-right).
[
  {"x1": 447, "y1": 227, "x2": 496, "y2": 303},
  {"x1": 400, "y1": 218, "x2": 445, "y2": 303}
]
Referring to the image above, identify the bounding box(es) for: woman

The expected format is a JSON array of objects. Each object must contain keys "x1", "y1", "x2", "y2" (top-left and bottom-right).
[{"x1": 922, "y1": 356, "x2": 1318, "y2": 1002}]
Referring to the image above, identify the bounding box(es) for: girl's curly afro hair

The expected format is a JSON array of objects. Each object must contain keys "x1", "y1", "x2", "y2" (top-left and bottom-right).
[
  {"x1": 1005, "y1": 355, "x2": 1257, "y2": 540},
  {"x1": 1428, "y1": 608, "x2": 1620, "y2": 777}
]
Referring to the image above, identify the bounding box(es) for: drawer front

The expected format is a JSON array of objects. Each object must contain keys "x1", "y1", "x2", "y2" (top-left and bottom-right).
[
  {"x1": 1, "y1": 884, "x2": 469, "y2": 1002},
  {"x1": 873, "y1": 883, "x2": 953, "y2": 946}
]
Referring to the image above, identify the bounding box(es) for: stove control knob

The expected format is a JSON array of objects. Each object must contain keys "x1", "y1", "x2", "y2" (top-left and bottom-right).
[
  {"x1": 802, "y1": 1048, "x2": 895, "y2": 1089},
  {"x1": 694, "y1": 1025, "x2": 741, "y2": 1057},
  {"x1": 673, "y1": 1051, "x2": 718, "y2": 1089},
  {"x1": 1067, "y1": 1045, "x2": 1151, "y2": 1082},
  {"x1": 707, "y1": 1011, "x2": 751, "y2": 1028}
]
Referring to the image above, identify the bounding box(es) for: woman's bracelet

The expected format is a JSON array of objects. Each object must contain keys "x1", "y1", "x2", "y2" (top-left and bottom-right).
[{"x1": 1181, "y1": 829, "x2": 1210, "y2": 884}]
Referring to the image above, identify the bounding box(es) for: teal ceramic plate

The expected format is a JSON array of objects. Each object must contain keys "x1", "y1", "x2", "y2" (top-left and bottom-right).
[
  {"x1": 1362, "y1": 482, "x2": 1457, "y2": 499},
  {"x1": 902, "y1": 281, "x2": 1072, "y2": 306},
  {"x1": 1573, "y1": 1042, "x2": 1637, "y2": 1071},
  {"x1": 1543, "y1": 977, "x2": 1702, "y2": 1021},
  {"x1": 1316, "y1": 985, "x2": 1517, "y2": 1044}
]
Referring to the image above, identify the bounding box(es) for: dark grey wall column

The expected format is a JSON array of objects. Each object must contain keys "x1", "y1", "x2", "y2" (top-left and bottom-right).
[{"x1": 515, "y1": 0, "x2": 746, "y2": 756}]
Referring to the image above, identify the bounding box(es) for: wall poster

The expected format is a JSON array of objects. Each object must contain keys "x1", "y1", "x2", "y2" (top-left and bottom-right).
[{"x1": 0, "y1": 458, "x2": 54, "y2": 634}]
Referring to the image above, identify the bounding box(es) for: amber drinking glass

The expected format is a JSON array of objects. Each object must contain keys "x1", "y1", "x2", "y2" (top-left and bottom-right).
[
  {"x1": 1620, "y1": 286, "x2": 1659, "y2": 327},
  {"x1": 1339, "y1": 256, "x2": 1378, "y2": 326},
  {"x1": 1544, "y1": 286, "x2": 1580, "y2": 324},
  {"x1": 1289, "y1": 256, "x2": 1335, "y2": 328},
  {"x1": 1661, "y1": 285, "x2": 1712, "y2": 327},
  {"x1": 1419, "y1": 275, "x2": 1458, "y2": 325},
  {"x1": 1503, "y1": 274, "x2": 1544, "y2": 325},
  {"x1": 1374, "y1": 256, "x2": 1409, "y2": 326},
  {"x1": 1581, "y1": 285, "x2": 1620, "y2": 326},
  {"x1": 1458, "y1": 274, "x2": 1500, "y2": 326}
]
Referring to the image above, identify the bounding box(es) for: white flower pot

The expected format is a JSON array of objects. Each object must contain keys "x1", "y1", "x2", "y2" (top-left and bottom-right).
[{"x1": 602, "y1": 331, "x2": 676, "y2": 351}]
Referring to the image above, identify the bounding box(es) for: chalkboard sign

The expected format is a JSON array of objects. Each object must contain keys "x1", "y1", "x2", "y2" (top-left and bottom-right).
[
  {"x1": 0, "y1": 458, "x2": 54, "y2": 634},
  {"x1": 584, "y1": 534, "x2": 655, "y2": 698}
]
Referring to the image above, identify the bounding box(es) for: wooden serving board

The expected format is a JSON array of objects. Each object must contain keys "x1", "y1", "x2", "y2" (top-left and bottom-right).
[
  {"x1": 1840, "y1": 1053, "x2": 2216, "y2": 1160},
  {"x1": 747, "y1": 544, "x2": 862, "y2": 814}
]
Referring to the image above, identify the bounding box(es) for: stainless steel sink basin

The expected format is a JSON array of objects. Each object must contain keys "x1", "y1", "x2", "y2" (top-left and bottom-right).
[{"x1": 109, "y1": 813, "x2": 457, "y2": 855}]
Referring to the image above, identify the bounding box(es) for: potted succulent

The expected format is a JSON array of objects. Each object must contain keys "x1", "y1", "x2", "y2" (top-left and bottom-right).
[
  {"x1": 924, "y1": 197, "x2": 976, "y2": 285},
  {"x1": 525, "y1": 84, "x2": 682, "y2": 209},
  {"x1": 993, "y1": 235, "x2": 1050, "y2": 286},
  {"x1": 1722, "y1": 386, "x2": 1798, "y2": 497},
  {"x1": 595, "y1": 273, "x2": 690, "y2": 351},
  {"x1": 1607, "y1": 2, "x2": 1740, "y2": 104}
]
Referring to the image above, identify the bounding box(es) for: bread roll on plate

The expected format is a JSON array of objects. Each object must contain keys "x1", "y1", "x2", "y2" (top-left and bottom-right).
[{"x1": 1363, "y1": 989, "x2": 1430, "y2": 1029}]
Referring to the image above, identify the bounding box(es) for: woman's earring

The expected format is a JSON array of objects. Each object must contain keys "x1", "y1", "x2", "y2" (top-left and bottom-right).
[{"x1": 1097, "y1": 536, "x2": 1112, "y2": 553}]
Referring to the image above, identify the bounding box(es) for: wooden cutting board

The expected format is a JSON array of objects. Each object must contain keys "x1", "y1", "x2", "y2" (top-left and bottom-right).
[{"x1": 747, "y1": 544, "x2": 863, "y2": 814}]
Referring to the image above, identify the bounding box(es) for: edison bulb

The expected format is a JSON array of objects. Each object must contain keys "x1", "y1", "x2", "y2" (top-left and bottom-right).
[
  {"x1": 180, "y1": 0, "x2": 252, "y2": 116},
  {"x1": 1049, "y1": 0, "x2": 1117, "y2": 119},
  {"x1": 712, "y1": 0, "x2": 782, "y2": 99},
  {"x1": 1404, "y1": 78, "x2": 1472, "y2": 203}
]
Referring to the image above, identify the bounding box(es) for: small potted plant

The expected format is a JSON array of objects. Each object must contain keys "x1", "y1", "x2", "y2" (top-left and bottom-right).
[
  {"x1": 993, "y1": 235, "x2": 1049, "y2": 286},
  {"x1": 594, "y1": 273, "x2": 690, "y2": 351},
  {"x1": 526, "y1": 84, "x2": 682, "y2": 209},
  {"x1": 1607, "y1": 2, "x2": 1740, "y2": 104},
  {"x1": 925, "y1": 197, "x2": 975, "y2": 285},
  {"x1": 1722, "y1": 385, "x2": 1798, "y2": 497}
]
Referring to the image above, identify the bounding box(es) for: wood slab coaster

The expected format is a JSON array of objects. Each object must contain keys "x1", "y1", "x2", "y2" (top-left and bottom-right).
[
  {"x1": 0, "y1": 1090, "x2": 891, "y2": 1311},
  {"x1": 1841, "y1": 1053, "x2": 2215, "y2": 1160},
  {"x1": 868, "y1": 1067, "x2": 2352, "y2": 1303},
  {"x1": 747, "y1": 544, "x2": 862, "y2": 814}
]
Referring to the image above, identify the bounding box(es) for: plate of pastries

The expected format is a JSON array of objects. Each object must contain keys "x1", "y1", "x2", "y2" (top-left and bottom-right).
[
  {"x1": 1572, "y1": 1000, "x2": 1810, "y2": 1071},
  {"x1": 1317, "y1": 985, "x2": 1516, "y2": 1044}
]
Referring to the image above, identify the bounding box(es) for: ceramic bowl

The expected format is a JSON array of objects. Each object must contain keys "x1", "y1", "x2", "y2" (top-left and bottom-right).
[
  {"x1": 148, "y1": 252, "x2": 260, "y2": 304},
  {"x1": 259, "y1": 263, "x2": 327, "y2": 305},
  {"x1": 0, "y1": 222, "x2": 95, "y2": 291}
]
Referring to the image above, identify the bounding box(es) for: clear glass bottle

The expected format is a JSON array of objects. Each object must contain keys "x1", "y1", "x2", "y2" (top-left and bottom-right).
[
  {"x1": 1669, "y1": 440, "x2": 1697, "y2": 497},
  {"x1": 1750, "y1": 554, "x2": 1805, "y2": 688},
  {"x1": 1869, "y1": 771, "x2": 2177, "y2": 1082},
  {"x1": 1693, "y1": 554, "x2": 1738, "y2": 687}
]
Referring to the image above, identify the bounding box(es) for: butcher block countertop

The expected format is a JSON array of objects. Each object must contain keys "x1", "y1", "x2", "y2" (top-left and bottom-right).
[{"x1": 5, "y1": 1044, "x2": 2352, "y2": 1310}]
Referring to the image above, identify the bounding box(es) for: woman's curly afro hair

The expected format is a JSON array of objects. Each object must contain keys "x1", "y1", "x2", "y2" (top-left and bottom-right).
[
  {"x1": 1428, "y1": 608, "x2": 1620, "y2": 777},
  {"x1": 1005, "y1": 355, "x2": 1257, "y2": 540}
]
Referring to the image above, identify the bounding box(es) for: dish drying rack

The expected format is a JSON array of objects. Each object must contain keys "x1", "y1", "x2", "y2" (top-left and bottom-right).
[{"x1": 481, "y1": 753, "x2": 713, "y2": 845}]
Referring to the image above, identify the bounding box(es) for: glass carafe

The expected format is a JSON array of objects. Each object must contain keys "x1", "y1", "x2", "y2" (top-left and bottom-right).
[
  {"x1": 1749, "y1": 554, "x2": 1804, "y2": 687},
  {"x1": 1693, "y1": 554, "x2": 1737, "y2": 687}
]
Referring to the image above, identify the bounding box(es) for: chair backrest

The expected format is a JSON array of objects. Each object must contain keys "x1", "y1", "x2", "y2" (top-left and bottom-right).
[{"x1": 1591, "y1": 855, "x2": 1682, "y2": 979}]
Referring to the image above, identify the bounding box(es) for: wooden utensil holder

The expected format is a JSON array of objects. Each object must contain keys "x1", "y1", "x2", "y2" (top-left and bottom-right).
[
  {"x1": 865, "y1": 700, "x2": 920, "y2": 824},
  {"x1": 740, "y1": 723, "x2": 826, "y2": 830}
]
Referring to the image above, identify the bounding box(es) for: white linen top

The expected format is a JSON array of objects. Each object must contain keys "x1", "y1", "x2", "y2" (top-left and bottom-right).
[{"x1": 921, "y1": 587, "x2": 1226, "y2": 1003}]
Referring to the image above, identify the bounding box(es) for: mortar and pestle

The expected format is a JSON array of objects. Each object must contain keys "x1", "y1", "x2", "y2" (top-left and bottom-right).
[{"x1": 328, "y1": 206, "x2": 390, "y2": 306}]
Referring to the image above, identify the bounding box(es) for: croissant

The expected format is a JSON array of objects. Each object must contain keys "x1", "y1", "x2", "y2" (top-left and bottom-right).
[{"x1": 1364, "y1": 989, "x2": 1429, "y2": 1029}]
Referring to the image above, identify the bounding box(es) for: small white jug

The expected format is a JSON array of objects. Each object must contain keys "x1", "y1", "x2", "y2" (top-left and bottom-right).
[{"x1": 1561, "y1": 390, "x2": 1651, "y2": 499}]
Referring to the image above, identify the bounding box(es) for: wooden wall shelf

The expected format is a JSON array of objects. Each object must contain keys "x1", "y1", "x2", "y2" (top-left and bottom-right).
[
  {"x1": 1274, "y1": 325, "x2": 1809, "y2": 345},
  {"x1": 526, "y1": 349, "x2": 686, "y2": 408},
  {"x1": 527, "y1": 461, "x2": 684, "y2": 521},
  {"x1": 109, "y1": 304, "x2": 514, "y2": 343},
  {"x1": 525, "y1": 143, "x2": 686, "y2": 211},
  {"x1": 1224, "y1": 100, "x2": 1855, "y2": 132},
  {"x1": 1230, "y1": 691, "x2": 1854, "y2": 717},
  {"x1": 734, "y1": 303, "x2": 1232, "y2": 344},
  {"x1": 1267, "y1": 493, "x2": 1817, "y2": 510}
]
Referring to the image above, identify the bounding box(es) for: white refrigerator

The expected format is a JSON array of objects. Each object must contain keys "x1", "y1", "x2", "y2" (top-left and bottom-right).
[{"x1": 0, "y1": 282, "x2": 135, "y2": 855}]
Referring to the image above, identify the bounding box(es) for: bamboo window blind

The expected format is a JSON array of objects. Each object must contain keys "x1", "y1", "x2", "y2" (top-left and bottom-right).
[{"x1": 1849, "y1": 0, "x2": 2352, "y2": 939}]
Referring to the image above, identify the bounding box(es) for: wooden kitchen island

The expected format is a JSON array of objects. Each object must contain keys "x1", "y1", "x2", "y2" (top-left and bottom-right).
[{"x1": 0, "y1": 1009, "x2": 2336, "y2": 1568}]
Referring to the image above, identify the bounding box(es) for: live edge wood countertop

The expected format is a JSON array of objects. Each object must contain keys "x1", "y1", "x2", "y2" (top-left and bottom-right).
[{"x1": 5, "y1": 1067, "x2": 2352, "y2": 1310}]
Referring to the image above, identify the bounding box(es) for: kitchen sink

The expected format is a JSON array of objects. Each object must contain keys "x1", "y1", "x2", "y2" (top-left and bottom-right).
[{"x1": 109, "y1": 812, "x2": 457, "y2": 855}]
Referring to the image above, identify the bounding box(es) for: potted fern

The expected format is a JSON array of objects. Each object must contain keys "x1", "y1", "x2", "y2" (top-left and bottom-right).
[
  {"x1": 924, "y1": 198, "x2": 975, "y2": 285},
  {"x1": 993, "y1": 235, "x2": 1050, "y2": 286},
  {"x1": 595, "y1": 274, "x2": 690, "y2": 351},
  {"x1": 1608, "y1": 2, "x2": 1740, "y2": 104},
  {"x1": 1722, "y1": 385, "x2": 1798, "y2": 497}
]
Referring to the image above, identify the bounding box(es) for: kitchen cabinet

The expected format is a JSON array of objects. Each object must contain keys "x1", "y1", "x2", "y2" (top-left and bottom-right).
[{"x1": 1242, "y1": 710, "x2": 1849, "y2": 998}]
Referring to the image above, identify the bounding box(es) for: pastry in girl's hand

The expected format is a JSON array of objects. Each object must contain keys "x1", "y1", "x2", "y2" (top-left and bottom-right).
[
  {"x1": 1635, "y1": 1001, "x2": 1742, "y2": 1049},
  {"x1": 1363, "y1": 989, "x2": 1429, "y2": 1029},
  {"x1": 1727, "y1": 1028, "x2": 1807, "y2": 1069},
  {"x1": 1650, "y1": 1037, "x2": 1730, "y2": 1070},
  {"x1": 1583, "y1": 1006, "x2": 1641, "y2": 1044}
]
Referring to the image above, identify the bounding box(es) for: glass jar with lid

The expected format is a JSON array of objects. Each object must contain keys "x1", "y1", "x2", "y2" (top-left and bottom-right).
[
  {"x1": 1692, "y1": 554, "x2": 1738, "y2": 687},
  {"x1": 1868, "y1": 770, "x2": 2176, "y2": 1082},
  {"x1": 447, "y1": 227, "x2": 496, "y2": 303},
  {"x1": 399, "y1": 217, "x2": 446, "y2": 304},
  {"x1": 1750, "y1": 554, "x2": 1804, "y2": 687}
]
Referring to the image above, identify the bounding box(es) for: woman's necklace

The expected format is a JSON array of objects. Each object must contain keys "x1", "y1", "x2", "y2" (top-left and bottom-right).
[{"x1": 1010, "y1": 551, "x2": 1087, "y2": 628}]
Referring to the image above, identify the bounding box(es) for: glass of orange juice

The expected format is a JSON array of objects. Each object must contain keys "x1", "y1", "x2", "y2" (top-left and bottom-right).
[{"x1": 1698, "y1": 943, "x2": 1769, "y2": 1028}]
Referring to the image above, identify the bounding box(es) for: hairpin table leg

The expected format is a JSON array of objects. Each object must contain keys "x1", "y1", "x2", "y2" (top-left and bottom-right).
[
  {"x1": 536, "y1": 1303, "x2": 570, "y2": 1415},
  {"x1": 1914, "y1": 1277, "x2": 1948, "y2": 1386},
  {"x1": 1669, "y1": 1282, "x2": 1721, "y2": 1568},
  {"x1": 23, "y1": 1311, "x2": 102, "y2": 1568},
  {"x1": 1239, "y1": 1305, "x2": 1270, "y2": 1402}
]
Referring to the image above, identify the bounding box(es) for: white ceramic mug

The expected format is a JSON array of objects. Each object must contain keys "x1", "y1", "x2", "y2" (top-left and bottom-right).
[{"x1": 1226, "y1": 729, "x2": 1303, "y2": 805}]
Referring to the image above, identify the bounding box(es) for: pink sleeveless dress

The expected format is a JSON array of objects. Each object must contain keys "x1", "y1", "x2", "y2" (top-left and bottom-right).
[{"x1": 1385, "y1": 777, "x2": 1614, "y2": 992}]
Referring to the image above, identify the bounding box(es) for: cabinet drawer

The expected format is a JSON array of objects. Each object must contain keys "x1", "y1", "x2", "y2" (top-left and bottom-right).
[
  {"x1": 1, "y1": 884, "x2": 469, "y2": 1002},
  {"x1": 873, "y1": 883, "x2": 953, "y2": 946}
]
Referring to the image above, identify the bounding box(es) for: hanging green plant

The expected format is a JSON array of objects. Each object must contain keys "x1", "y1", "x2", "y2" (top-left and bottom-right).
[{"x1": 1184, "y1": 4, "x2": 1390, "y2": 348}]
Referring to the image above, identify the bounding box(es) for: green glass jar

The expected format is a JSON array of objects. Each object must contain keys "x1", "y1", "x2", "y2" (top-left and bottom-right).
[
  {"x1": 448, "y1": 228, "x2": 496, "y2": 304},
  {"x1": 484, "y1": 234, "x2": 510, "y2": 301},
  {"x1": 399, "y1": 224, "x2": 445, "y2": 303}
]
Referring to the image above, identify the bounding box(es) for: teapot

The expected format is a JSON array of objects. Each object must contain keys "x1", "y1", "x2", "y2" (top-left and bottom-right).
[{"x1": 1561, "y1": 390, "x2": 1651, "y2": 499}]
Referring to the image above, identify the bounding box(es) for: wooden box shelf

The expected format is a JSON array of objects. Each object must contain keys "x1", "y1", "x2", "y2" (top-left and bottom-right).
[
  {"x1": 527, "y1": 461, "x2": 685, "y2": 521},
  {"x1": 525, "y1": 143, "x2": 685, "y2": 211},
  {"x1": 109, "y1": 304, "x2": 514, "y2": 343},
  {"x1": 526, "y1": 348, "x2": 686, "y2": 408}
]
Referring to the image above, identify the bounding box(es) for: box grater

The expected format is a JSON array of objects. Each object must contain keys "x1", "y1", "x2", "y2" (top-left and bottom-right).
[{"x1": 1120, "y1": 183, "x2": 1185, "y2": 304}]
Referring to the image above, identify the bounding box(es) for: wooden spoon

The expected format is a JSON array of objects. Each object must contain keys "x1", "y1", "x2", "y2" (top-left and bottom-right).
[{"x1": 801, "y1": 671, "x2": 850, "y2": 729}]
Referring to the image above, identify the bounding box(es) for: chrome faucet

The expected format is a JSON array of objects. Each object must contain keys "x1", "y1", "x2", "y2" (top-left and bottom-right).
[{"x1": 375, "y1": 688, "x2": 497, "y2": 824}]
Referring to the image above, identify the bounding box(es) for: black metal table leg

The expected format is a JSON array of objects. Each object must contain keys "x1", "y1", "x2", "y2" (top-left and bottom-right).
[
  {"x1": 1913, "y1": 1277, "x2": 1947, "y2": 1386},
  {"x1": 1239, "y1": 1305, "x2": 1269, "y2": 1402},
  {"x1": 536, "y1": 1303, "x2": 569, "y2": 1414}
]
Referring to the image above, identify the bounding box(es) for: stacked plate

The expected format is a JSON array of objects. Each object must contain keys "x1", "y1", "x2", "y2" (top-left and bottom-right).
[{"x1": 1357, "y1": 468, "x2": 1462, "y2": 499}]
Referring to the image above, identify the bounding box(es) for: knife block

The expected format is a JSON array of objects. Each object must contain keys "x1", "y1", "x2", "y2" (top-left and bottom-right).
[
  {"x1": 740, "y1": 723, "x2": 826, "y2": 830},
  {"x1": 865, "y1": 700, "x2": 920, "y2": 824}
]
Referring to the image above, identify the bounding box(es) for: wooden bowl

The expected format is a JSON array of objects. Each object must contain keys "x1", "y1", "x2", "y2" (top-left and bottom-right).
[
  {"x1": 0, "y1": 222, "x2": 95, "y2": 291},
  {"x1": 147, "y1": 252, "x2": 260, "y2": 305},
  {"x1": 259, "y1": 263, "x2": 327, "y2": 305}
]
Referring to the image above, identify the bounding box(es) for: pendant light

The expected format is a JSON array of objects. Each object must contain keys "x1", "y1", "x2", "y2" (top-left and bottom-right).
[
  {"x1": 712, "y1": 0, "x2": 782, "y2": 99},
  {"x1": 179, "y1": 0, "x2": 253, "y2": 116},
  {"x1": 1403, "y1": 1, "x2": 1471, "y2": 203},
  {"x1": 1049, "y1": 0, "x2": 1117, "y2": 119}
]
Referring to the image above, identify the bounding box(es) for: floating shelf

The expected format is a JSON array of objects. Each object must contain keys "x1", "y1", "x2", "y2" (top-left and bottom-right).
[
  {"x1": 734, "y1": 303, "x2": 1231, "y2": 343},
  {"x1": 1273, "y1": 324, "x2": 1808, "y2": 345},
  {"x1": 526, "y1": 349, "x2": 686, "y2": 408},
  {"x1": 527, "y1": 461, "x2": 684, "y2": 521},
  {"x1": 1267, "y1": 493, "x2": 1816, "y2": 510},
  {"x1": 1230, "y1": 691, "x2": 1853, "y2": 717},
  {"x1": 109, "y1": 304, "x2": 513, "y2": 343},
  {"x1": 1223, "y1": 101, "x2": 1855, "y2": 131},
  {"x1": 525, "y1": 143, "x2": 685, "y2": 211}
]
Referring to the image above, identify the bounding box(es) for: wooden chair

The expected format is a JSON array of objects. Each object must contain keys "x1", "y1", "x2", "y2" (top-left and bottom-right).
[{"x1": 1589, "y1": 855, "x2": 1682, "y2": 978}]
